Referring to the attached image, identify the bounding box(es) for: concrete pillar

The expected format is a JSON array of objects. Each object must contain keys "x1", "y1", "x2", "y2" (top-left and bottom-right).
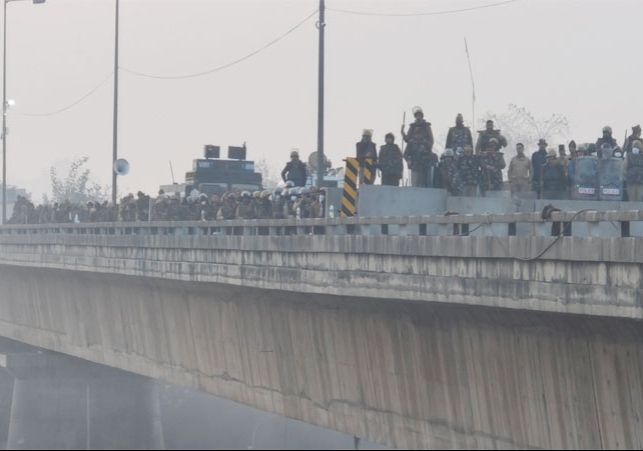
[
  {"x1": 6, "y1": 353, "x2": 163, "y2": 450},
  {"x1": 0, "y1": 369, "x2": 14, "y2": 449}
]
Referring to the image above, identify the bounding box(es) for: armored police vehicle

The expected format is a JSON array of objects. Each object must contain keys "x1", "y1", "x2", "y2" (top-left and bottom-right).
[{"x1": 160, "y1": 144, "x2": 263, "y2": 198}]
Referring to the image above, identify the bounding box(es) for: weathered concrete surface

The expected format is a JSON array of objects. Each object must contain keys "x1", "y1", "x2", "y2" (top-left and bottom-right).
[
  {"x1": 0, "y1": 234, "x2": 641, "y2": 319},
  {"x1": 0, "y1": 266, "x2": 640, "y2": 449},
  {"x1": 0, "y1": 234, "x2": 642, "y2": 448}
]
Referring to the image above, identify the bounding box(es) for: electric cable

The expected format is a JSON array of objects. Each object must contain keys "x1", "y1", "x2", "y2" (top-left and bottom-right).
[
  {"x1": 13, "y1": 72, "x2": 114, "y2": 117},
  {"x1": 120, "y1": 9, "x2": 318, "y2": 80},
  {"x1": 485, "y1": 209, "x2": 598, "y2": 262},
  {"x1": 327, "y1": 0, "x2": 518, "y2": 17}
]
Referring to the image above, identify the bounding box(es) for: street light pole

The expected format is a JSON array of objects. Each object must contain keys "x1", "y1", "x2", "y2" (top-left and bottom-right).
[
  {"x1": 2, "y1": 0, "x2": 44, "y2": 224},
  {"x1": 111, "y1": 0, "x2": 119, "y2": 206},
  {"x1": 316, "y1": 0, "x2": 325, "y2": 187},
  {"x1": 2, "y1": 0, "x2": 8, "y2": 224}
]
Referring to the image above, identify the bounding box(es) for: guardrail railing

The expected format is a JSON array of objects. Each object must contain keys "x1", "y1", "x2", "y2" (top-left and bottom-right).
[{"x1": 0, "y1": 210, "x2": 641, "y2": 238}]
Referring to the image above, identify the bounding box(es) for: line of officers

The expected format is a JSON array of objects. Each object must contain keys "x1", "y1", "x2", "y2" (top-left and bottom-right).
[
  {"x1": 9, "y1": 186, "x2": 328, "y2": 224},
  {"x1": 152, "y1": 185, "x2": 327, "y2": 221},
  {"x1": 351, "y1": 108, "x2": 643, "y2": 201}
]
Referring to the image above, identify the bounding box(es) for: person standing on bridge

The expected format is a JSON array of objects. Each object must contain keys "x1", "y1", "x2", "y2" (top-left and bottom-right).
[
  {"x1": 624, "y1": 125, "x2": 642, "y2": 154},
  {"x1": 378, "y1": 133, "x2": 403, "y2": 186},
  {"x1": 445, "y1": 113, "x2": 473, "y2": 152},
  {"x1": 402, "y1": 106, "x2": 435, "y2": 187},
  {"x1": 475, "y1": 119, "x2": 507, "y2": 155},
  {"x1": 623, "y1": 141, "x2": 643, "y2": 201},
  {"x1": 356, "y1": 129, "x2": 378, "y2": 185},
  {"x1": 531, "y1": 139, "x2": 549, "y2": 197},
  {"x1": 508, "y1": 143, "x2": 532, "y2": 197},
  {"x1": 457, "y1": 144, "x2": 480, "y2": 197},
  {"x1": 541, "y1": 150, "x2": 567, "y2": 200},
  {"x1": 281, "y1": 150, "x2": 308, "y2": 187},
  {"x1": 479, "y1": 139, "x2": 506, "y2": 196},
  {"x1": 596, "y1": 126, "x2": 617, "y2": 159}
]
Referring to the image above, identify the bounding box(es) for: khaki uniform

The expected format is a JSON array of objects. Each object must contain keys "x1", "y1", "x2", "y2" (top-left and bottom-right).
[{"x1": 508, "y1": 155, "x2": 533, "y2": 196}]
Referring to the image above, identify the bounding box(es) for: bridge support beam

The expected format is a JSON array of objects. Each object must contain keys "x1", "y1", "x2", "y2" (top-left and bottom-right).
[
  {"x1": 6, "y1": 353, "x2": 163, "y2": 450},
  {"x1": 0, "y1": 368, "x2": 14, "y2": 448}
]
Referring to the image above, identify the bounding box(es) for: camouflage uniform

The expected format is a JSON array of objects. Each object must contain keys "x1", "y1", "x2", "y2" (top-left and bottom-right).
[
  {"x1": 479, "y1": 152, "x2": 506, "y2": 195},
  {"x1": 445, "y1": 125, "x2": 473, "y2": 151},
  {"x1": 434, "y1": 159, "x2": 463, "y2": 196},
  {"x1": 403, "y1": 119, "x2": 435, "y2": 187},
  {"x1": 475, "y1": 129, "x2": 507, "y2": 154},
  {"x1": 457, "y1": 154, "x2": 480, "y2": 197}
]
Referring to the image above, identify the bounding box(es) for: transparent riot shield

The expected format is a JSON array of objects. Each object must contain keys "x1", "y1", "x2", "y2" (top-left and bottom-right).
[
  {"x1": 570, "y1": 156, "x2": 599, "y2": 200},
  {"x1": 599, "y1": 158, "x2": 624, "y2": 201}
]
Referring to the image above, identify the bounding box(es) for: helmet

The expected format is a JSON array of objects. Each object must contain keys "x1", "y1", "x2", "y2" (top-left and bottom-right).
[
  {"x1": 253, "y1": 191, "x2": 261, "y2": 198},
  {"x1": 261, "y1": 190, "x2": 271, "y2": 199},
  {"x1": 289, "y1": 187, "x2": 299, "y2": 196},
  {"x1": 273, "y1": 187, "x2": 282, "y2": 196},
  {"x1": 443, "y1": 149, "x2": 455, "y2": 157},
  {"x1": 299, "y1": 186, "x2": 310, "y2": 195},
  {"x1": 227, "y1": 193, "x2": 236, "y2": 200},
  {"x1": 241, "y1": 191, "x2": 251, "y2": 198},
  {"x1": 285, "y1": 181, "x2": 295, "y2": 188},
  {"x1": 290, "y1": 150, "x2": 299, "y2": 158}
]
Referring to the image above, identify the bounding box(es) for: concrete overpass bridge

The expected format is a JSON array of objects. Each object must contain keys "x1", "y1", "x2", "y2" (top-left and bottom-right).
[{"x1": 0, "y1": 210, "x2": 642, "y2": 449}]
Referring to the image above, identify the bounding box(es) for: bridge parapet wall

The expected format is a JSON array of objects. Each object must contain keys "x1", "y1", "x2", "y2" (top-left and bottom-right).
[{"x1": 0, "y1": 213, "x2": 641, "y2": 319}]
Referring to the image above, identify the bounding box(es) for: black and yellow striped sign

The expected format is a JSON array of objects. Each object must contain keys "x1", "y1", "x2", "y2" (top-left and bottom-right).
[{"x1": 341, "y1": 158, "x2": 358, "y2": 217}]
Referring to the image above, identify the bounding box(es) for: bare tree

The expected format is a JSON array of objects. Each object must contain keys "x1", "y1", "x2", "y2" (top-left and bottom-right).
[
  {"x1": 50, "y1": 157, "x2": 109, "y2": 204},
  {"x1": 255, "y1": 157, "x2": 281, "y2": 189},
  {"x1": 480, "y1": 104, "x2": 570, "y2": 157}
]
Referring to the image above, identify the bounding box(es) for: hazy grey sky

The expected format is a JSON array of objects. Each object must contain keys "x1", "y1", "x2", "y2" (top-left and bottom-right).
[{"x1": 4, "y1": 0, "x2": 642, "y2": 199}]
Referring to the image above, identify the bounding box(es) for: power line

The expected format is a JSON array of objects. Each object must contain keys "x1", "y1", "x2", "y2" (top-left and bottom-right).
[
  {"x1": 327, "y1": 0, "x2": 518, "y2": 17},
  {"x1": 9, "y1": 9, "x2": 318, "y2": 117},
  {"x1": 13, "y1": 72, "x2": 114, "y2": 117},
  {"x1": 120, "y1": 9, "x2": 318, "y2": 80}
]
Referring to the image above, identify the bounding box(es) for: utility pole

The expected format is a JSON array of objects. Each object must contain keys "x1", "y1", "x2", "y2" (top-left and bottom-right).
[
  {"x1": 111, "y1": 0, "x2": 119, "y2": 206},
  {"x1": 316, "y1": 0, "x2": 325, "y2": 187}
]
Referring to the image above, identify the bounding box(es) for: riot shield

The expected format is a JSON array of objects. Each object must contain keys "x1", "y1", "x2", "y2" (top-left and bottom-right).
[
  {"x1": 599, "y1": 158, "x2": 624, "y2": 201},
  {"x1": 570, "y1": 156, "x2": 599, "y2": 200}
]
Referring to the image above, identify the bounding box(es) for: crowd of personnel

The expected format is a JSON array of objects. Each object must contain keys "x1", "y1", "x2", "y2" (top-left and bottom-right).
[
  {"x1": 10, "y1": 106, "x2": 643, "y2": 224},
  {"x1": 283, "y1": 106, "x2": 643, "y2": 201},
  {"x1": 8, "y1": 185, "x2": 328, "y2": 224}
]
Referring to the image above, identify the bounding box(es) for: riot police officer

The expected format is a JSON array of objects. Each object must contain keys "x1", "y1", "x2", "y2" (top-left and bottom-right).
[
  {"x1": 402, "y1": 106, "x2": 435, "y2": 187},
  {"x1": 624, "y1": 140, "x2": 643, "y2": 201},
  {"x1": 541, "y1": 150, "x2": 567, "y2": 200},
  {"x1": 281, "y1": 150, "x2": 307, "y2": 187},
  {"x1": 378, "y1": 133, "x2": 403, "y2": 186}
]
